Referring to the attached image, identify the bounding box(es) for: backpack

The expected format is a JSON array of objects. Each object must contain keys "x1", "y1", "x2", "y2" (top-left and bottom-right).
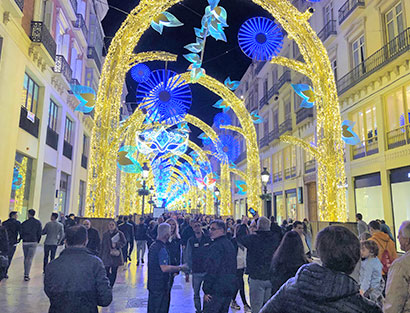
[{"x1": 380, "y1": 247, "x2": 393, "y2": 274}]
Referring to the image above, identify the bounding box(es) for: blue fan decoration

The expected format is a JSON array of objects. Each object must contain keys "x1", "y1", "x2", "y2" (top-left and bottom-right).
[
  {"x1": 399, "y1": 112, "x2": 410, "y2": 132},
  {"x1": 238, "y1": 17, "x2": 284, "y2": 61},
  {"x1": 130, "y1": 64, "x2": 151, "y2": 83},
  {"x1": 213, "y1": 113, "x2": 232, "y2": 129},
  {"x1": 136, "y1": 69, "x2": 192, "y2": 125},
  {"x1": 212, "y1": 134, "x2": 240, "y2": 164}
]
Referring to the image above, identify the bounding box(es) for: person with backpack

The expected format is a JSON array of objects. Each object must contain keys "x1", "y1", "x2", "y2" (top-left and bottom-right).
[{"x1": 368, "y1": 220, "x2": 397, "y2": 277}]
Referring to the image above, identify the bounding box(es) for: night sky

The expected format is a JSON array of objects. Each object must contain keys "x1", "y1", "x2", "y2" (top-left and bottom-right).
[{"x1": 102, "y1": 0, "x2": 268, "y2": 144}]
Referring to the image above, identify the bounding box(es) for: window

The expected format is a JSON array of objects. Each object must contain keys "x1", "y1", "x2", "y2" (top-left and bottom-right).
[
  {"x1": 263, "y1": 117, "x2": 269, "y2": 136},
  {"x1": 332, "y1": 59, "x2": 338, "y2": 81},
  {"x1": 64, "y1": 118, "x2": 73, "y2": 143},
  {"x1": 263, "y1": 79, "x2": 268, "y2": 96},
  {"x1": 351, "y1": 104, "x2": 377, "y2": 142},
  {"x1": 78, "y1": 180, "x2": 86, "y2": 216},
  {"x1": 58, "y1": 172, "x2": 70, "y2": 215},
  {"x1": 273, "y1": 152, "x2": 282, "y2": 175},
  {"x1": 385, "y1": 86, "x2": 410, "y2": 132},
  {"x1": 285, "y1": 100, "x2": 291, "y2": 119},
  {"x1": 273, "y1": 111, "x2": 279, "y2": 130},
  {"x1": 352, "y1": 35, "x2": 365, "y2": 68},
  {"x1": 272, "y1": 68, "x2": 278, "y2": 83},
  {"x1": 323, "y1": 2, "x2": 334, "y2": 24},
  {"x1": 85, "y1": 67, "x2": 93, "y2": 87},
  {"x1": 22, "y1": 73, "x2": 39, "y2": 115},
  {"x1": 385, "y1": 2, "x2": 404, "y2": 42},
  {"x1": 48, "y1": 100, "x2": 58, "y2": 131},
  {"x1": 82, "y1": 134, "x2": 90, "y2": 156}
]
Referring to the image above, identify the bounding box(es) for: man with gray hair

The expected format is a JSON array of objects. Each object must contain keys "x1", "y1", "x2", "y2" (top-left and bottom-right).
[
  {"x1": 237, "y1": 215, "x2": 281, "y2": 313},
  {"x1": 147, "y1": 223, "x2": 188, "y2": 313},
  {"x1": 384, "y1": 220, "x2": 410, "y2": 313}
]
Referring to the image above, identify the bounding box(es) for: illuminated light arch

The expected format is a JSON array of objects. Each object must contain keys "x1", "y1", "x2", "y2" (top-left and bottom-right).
[{"x1": 87, "y1": 0, "x2": 346, "y2": 221}]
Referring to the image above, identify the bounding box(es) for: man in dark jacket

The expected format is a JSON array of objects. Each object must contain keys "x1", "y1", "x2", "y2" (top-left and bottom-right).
[
  {"x1": 203, "y1": 220, "x2": 237, "y2": 313},
  {"x1": 2, "y1": 211, "x2": 21, "y2": 278},
  {"x1": 118, "y1": 216, "x2": 134, "y2": 262},
  {"x1": 0, "y1": 219, "x2": 9, "y2": 281},
  {"x1": 128, "y1": 215, "x2": 137, "y2": 260},
  {"x1": 238, "y1": 216, "x2": 281, "y2": 313},
  {"x1": 135, "y1": 217, "x2": 148, "y2": 265},
  {"x1": 44, "y1": 225, "x2": 112, "y2": 313},
  {"x1": 260, "y1": 226, "x2": 382, "y2": 313},
  {"x1": 21, "y1": 209, "x2": 42, "y2": 281},
  {"x1": 64, "y1": 213, "x2": 76, "y2": 230},
  {"x1": 83, "y1": 220, "x2": 100, "y2": 255}
]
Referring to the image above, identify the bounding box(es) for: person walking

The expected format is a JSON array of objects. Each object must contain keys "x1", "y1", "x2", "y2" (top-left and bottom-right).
[
  {"x1": 379, "y1": 220, "x2": 394, "y2": 241},
  {"x1": 203, "y1": 220, "x2": 237, "y2": 313},
  {"x1": 293, "y1": 221, "x2": 311, "y2": 259},
  {"x1": 165, "y1": 218, "x2": 182, "y2": 288},
  {"x1": 128, "y1": 214, "x2": 137, "y2": 260},
  {"x1": 42, "y1": 212, "x2": 64, "y2": 273},
  {"x1": 147, "y1": 223, "x2": 188, "y2": 313},
  {"x1": 44, "y1": 225, "x2": 112, "y2": 313},
  {"x1": 135, "y1": 217, "x2": 148, "y2": 265},
  {"x1": 185, "y1": 220, "x2": 212, "y2": 313},
  {"x1": 64, "y1": 213, "x2": 76, "y2": 230},
  {"x1": 303, "y1": 218, "x2": 313, "y2": 251},
  {"x1": 0, "y1": 219, "x2": 9, "y2": 281},
  {"x1": 260, "y1": 226, "x2": 382, "y2": 313},
  {"x1": 269, "y1": 231, "x2": 308, "y2": 296},
  {"x1": 356, "y1": 213, "x2": 369, "y2": 237},
  {"x1": 100, "y1": 220, "x2": 126, "y2": 287},
  {"x1": 2, "y1": 211, "x2": 21, "y2": 278},
  {"x1": 384, "y1": 220, "x2": 410, "y2": 313},
  {"x1": 21, "y1": 209, "x2": 42, "y2": 281},
  {"x1": 118, "y1": 216, "x2": 134, "y2": 262},
  {"x1": 237, "y1": 216, "x2": 281, "y2": 313},
  {"x1": 83, "y1": 220, "x2": 100, "y2": 255}
]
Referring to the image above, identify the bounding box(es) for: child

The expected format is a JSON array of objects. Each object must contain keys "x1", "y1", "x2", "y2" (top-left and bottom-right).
[{"x1": 360, "y1": 240, "x2": 384, "y2": 306}]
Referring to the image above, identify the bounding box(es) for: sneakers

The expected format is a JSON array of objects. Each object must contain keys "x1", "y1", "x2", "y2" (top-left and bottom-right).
[
  {"x1": 244, "y1": 304, "x2": 251, "y2": 312},
  {"x1": 24, "y1": 276, "x2": 30, "y2": 281},
  {"x1": 230, "y1": 300, "x2": 240, "y2": 310},
  {"x1": 137, "y1": 260, "x2": 140, "y2": 266},
  {"x1": 141, "y1": 258, "x2": 144, "y2": 264}
]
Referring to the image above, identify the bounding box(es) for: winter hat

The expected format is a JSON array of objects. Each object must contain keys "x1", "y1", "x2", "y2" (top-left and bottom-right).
[{"x1": 257, "y1": 216, "x2": 271, "y2": 231}]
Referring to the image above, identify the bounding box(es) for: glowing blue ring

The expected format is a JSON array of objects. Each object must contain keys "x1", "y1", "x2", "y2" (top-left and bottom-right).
[{"x1": 130, "y1": 64, "x2": 151, "y2": 83}]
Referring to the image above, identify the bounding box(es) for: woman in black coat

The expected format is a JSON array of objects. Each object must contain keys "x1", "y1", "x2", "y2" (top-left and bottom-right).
[
  {"x1": 0, "y1": 220, "x2": 9, "y2": 281},
  {"x1": 270, "y1": 231, "x2": 308, "y2": 296},
  {"x1": 165, "y1": 218, "x2": 182, "y2": 288}
]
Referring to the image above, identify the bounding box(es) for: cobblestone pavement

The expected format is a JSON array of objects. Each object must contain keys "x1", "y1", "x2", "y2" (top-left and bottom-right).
[{"x1": 0, "y1": 245, "x2": 250, "y2": 313}]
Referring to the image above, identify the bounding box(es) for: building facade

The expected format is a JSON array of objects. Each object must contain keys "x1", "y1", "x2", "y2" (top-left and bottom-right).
[
  {"x1": 230, "y1": 0, "x2": 410, "y2": 239},
  {"x1": 0, "y1": 0, "x2": 107, "y2": 223}
]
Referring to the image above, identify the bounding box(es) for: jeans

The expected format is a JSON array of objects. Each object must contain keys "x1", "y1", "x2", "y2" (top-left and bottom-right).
[
  {"x1": 6, "y1": 244, "x2": 16, "y2": 274},
  {"x1": 249, "y1": 278, "x2": 272, "y2": 313},
  {"x1": 43, "y1": 245, "x2": 57, "y2": 272},
  {"x1": 148, "y1": 290, "x2": 170, "y2": 313},
  {"x1": 233, "y1": 268, "x2": 249, "y2": 306},
  {"x1": 23, "y1": 242, "x2": 38, "y2": 277},
  {"x1": 105, "y1": 266, "x2": 118, "y2": 287},
  {"x1": 136, "y1": 240, "x2": 147, "y2": 261},
  {"x1": 203, "y1": 295, "x2": 231, "y2": 313},
  {"x1": 192, "y1": 272, "x2": 206, "y2": 313}
]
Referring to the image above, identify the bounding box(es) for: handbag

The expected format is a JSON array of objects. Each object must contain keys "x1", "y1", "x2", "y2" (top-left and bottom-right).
[
  {"x1": 110, "y1": 249, "x2": 120, "y2": 257},
  {"x1": 0, "y1": 254, "x2": 9, "y2": 267}
]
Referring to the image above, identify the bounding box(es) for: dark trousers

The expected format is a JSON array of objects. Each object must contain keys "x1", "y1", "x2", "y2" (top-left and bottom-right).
[
  {"x1": 43, "y1": 245, "x2": 57, "y2": 272},
  {"x1": 233, "y1": 268, "x2": 249, "y2": 306},
  {"x1": 105, "y1": 266, "x2": 118, "y2": 287},
  {"x1": 203, "y1": 295, "x2": 231, "y2": 313},
  {"x1": 6, "y1": 244, "x2": 16, "y2": 274},
  {"x1": 129, "y1": 239, "x2": 134, "y2": 256},
  {"x1": 122, "y1": 241, "x2": 133, "y2": 261},
  {"x1": 148, "y1": 290, "x2": 170, "y2": 313}
]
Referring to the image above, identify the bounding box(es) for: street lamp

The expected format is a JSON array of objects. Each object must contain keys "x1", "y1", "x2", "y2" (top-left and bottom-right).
[
  {"x1": 138, "y1": 162, "x2": 150, "y2": 216},
  {"x1": 260, "y1": 167, "x2": 271, "y2": 216},
  {"x1": 214, "y1": 187, "x2": 220, "y2": 216}
]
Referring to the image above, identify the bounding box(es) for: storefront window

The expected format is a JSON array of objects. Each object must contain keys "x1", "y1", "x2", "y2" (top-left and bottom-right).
[
  {"x1": 354, "y1": 173, "x2": 384, "y2": 223},
  {"x1": 286, "y1": 191, "x2": 297, "y2": 221},
  {"x1": 275, "y1": 193, "x2": 285, "y2": 223},
  {"x1": 58, "y1": 172, "x2": 70, "y2": 214}
]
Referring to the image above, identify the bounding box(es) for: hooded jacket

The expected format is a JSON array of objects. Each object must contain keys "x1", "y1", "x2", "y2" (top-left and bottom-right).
[
  {"x1": 260, "y1": 263, "x2": 382, "y2": 313},
  {"x1": 370, "y1": 231, "x2": 398, "y2": 274}
]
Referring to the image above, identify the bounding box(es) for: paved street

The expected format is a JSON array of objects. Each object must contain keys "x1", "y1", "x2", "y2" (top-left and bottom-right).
[{"x1": 0, "y1": 245, "x2": 249, "y2": 313}]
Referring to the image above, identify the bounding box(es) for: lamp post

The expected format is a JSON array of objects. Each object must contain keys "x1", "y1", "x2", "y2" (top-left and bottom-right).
[
  {"x1": 261, "y1": 167, "x2": 270, "y2": 216},
  {"x1": 214, "y1": 187, "x2": 220, "y2": 217},
  {"x1": 138, "y1": 162, "x2": 150, "y2": 216}
]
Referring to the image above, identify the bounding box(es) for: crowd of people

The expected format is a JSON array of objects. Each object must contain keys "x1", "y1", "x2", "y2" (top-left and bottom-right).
[{"x1": 0, "y1": 209, "x2": 409, "y2": 313}]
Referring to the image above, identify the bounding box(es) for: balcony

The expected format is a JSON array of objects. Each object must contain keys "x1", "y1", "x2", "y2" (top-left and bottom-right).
[
  {"x1": 279, "y1": 118, "x2": 292, "y2": 136},
  {"x1": 46, "y1": 127, "x2": 59, "y2": 150},
  {"x1": 70, "y1": 0, "x2": 77, "y2": 14},
  {"x1": 15, "y1": 0, "x2": 24, "y2": 11},
  {"x1": 296, "y1": 108, "x2": 314, "y2": 124},
  {"x1": 339, "y1": 0, "x2": 365, "y2": 25},
  {"x1": 73, "y1": 14, "x2": 88, "y2": 44},
  {"x1": 285, "y1": 167, "x2": 296, "y2": 179},
  {"x1": 318, "y1": 20, "x2": 337, "y2": 42},
  {"x1": 53, "y1": 55, "x2": 72, "y2": 83},
  {"x1": 260, "y1": 134, "x2": 270, "y2": 148},
  {"x1": 19, "y1": 106, "x2": 39, "y2": 138},
  {"x1": 278, "y1": 70, "x2": 291, "y2": 90},
  {"x1": 387, "y1": 125, "x2": 410, "y2": 150},
  {"x1": 268, "y1": 84, "x2": 279, "y2": 101},
  {"x1": 30, "y1": 21, "x2": 56, "y2": 60},
  {"x1": 337, "y1": 27, "x2": 410, "y2": 94},
  {"x1": 259, "y1": 94, "x2": 268, "y2": 108},
  {"x1": 81, "y1": 154, "x2": 88, "y2": 169},
  {"x1": 304, "y1": 160, "x2": 316, "y2": 174},
  {"x1": 87, "y1": 46, "x2": 102, "y2": 72},
  {"x1": 273, "y1": 172, "x2": 282, "y2": 183},
  {"x1": 352, "y1": 138, "x2": 379, "y2": 159},
  {"x1": 63, "y1": 141, "x2": 73, "y2": 159}
]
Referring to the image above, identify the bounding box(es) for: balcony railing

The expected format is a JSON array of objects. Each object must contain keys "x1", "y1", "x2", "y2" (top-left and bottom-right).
[
  {"x1": 352, "y1": 137, "x2": 379, "y2": 160},
  {"x1": 259, "y1": 94, "x2": 269, "y2": 108},
  {"x1": 268, "y1": 84, "x2": 279, "y2": 101},
  {"x1": 81, "y1": 154, "x2": 88, "y2": 169},
  {"x1": 63, "y1": 141, "x2": 73, "y2": 159},
  {"x1": 46, "y1": 127, "x2": 59, "y2": 150},
  {"x1": 338, "y1": 0, "x2": 365, "y2": 25},
  {"x1": 278, "y1": 70, "x2": 291, "y2": 90},
  {"x1": 273, "y1": 172, "x2": 282, "y2": 183},
  {"x1": 74, "y1": 14, "x2": 88, "y2": 40},
  {"x1": 53, "y1": 55, "x2": 72, "y2": 82},
  {"x1": 69, "y1": 0, "x2": 77, "y2": 14},
  {"x1": 30, "y1": 21, "x2": 56, "y2": 60},
  {"x1": 285, "y1": 167, "x2": 296, "y2": 179},
  {"x1": 318, "y1": 20, "x2": 337, "y2": 42},
  {"x1": 279, "y1": 118, "x2": 292, "y2": 136},
  {"x1": 15, "y1": 0, "x2": 24, "y2": 11},
  {"x1": 296, "y1": 108, "x2": 314, "y2": 124},
  {"x1": 87, "y1": 46, "x2": 102, "y2": 72},
  {"x1": 304, "y1": 160, "x2": 316, "y2": 174},
  {"x1": 337, "y1": 27, "x2": 410, "y2": 94},
  {"x1": 387, "y1": 125, "x2": 410, "y2": 150},
  {"x1": 19, "y1": 106, "x2": 39, "y2": 138},
  {"x1": 260, "y1": 134, "x2": 270, "y2": 148}
]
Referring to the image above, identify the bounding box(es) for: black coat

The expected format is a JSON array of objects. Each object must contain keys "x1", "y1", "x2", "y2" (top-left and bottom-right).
[
  {"x1": 118, "y1": 222, "x2": 134, "y2": 242},
  {"x1": 0, "y1": 226, "x2": 9, "y2": 255},
  {"x1": 2, "y1": 218, "x2": 21, "y2": 245},
  {"x1": 134, "y1": 224, "x2": 148, "y2": 241},
  {"x1": 181, "y1": 226, "x2": 194, "y2": 246},
  {"x1": 44, "y1": 247, "x2": 112, "y2": 313},
  {"x1": 270, "y1": 261, "x2": 306, "y2": 295},
  {"x1": 21, "y1": 217, "x2": 42, "y2": 243},
  {"x1": 260, "y1": 263, "x2": 382, "y2": 313},
  {"x1": 238, "y1": 230, "x2": 281, "y2": 281},
  {"x1": 166, "y1": 237, "x2": 182, "y2": 266},
  {"x1": 86, "y1": 228, "x2": 101, "y2": 254}
]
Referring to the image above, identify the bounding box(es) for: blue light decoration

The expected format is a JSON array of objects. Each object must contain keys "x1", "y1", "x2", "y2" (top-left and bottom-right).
[
  {"x1": 292, "y1": 84, "x2": 316, "y2": 109},
  {"x1": 136, "y1": 126, "x2": 189, "y2": 155},
  {"x1": 130, "y1": 63, "x2": 151, "y2": 83},
  {"x1": 238, "y1": 17, "x2": 284, "y2": 61},
  {"x1": 224, "y1": 77, "x2": 240, "y2": 91},
  {"x1": 12, "y1": 167, "x2": 23, "y2": 190},
  {"x1": 177, "y1": 122, "x2": 191, "y2": 134},
  {"x1": 213, "y1": 112, "x2": 232, "y2": 129},
  {"x1": 136, "y1": 69, "x2": 192, "y2": 125},
  {"x1": 184, "y1": 38, "x2": 205, "y2": 54},
  {"x1": 199, "y1": 160, "x2": 212, "y2": 177},
  {"x1": 251, "y1": 110, "x2": 264, "y2": 124},
  {"x1": 399, "y1": 112, "x2": 410, "y2": 132},
  {"x1": 117, "y1": 146, "x2": 142, "y2": 174},
  {"x1": 235, "y1": 180, "x2": 247, "y2": 195},
  {"x1": 151, "y1": 157, "x2": 173, "y2": 200},
  {"x1": 151, "y1": 12, "x2": 183, "y2": 34},
  {"x1": 341, "y1": 120, "x2": 361, "y2": 145},
  {"x1": 213, "y1": 99, "x2": 230, "y2": 112},
  {"x1": 212, "y1": 134, "x2": 240, "y2": 164},
  {"x1": 198, "y1": 132, "x2": 212, "y2": 146},
  {"x1": 70, "y1": 84, "x2": 96, "y2": 113},
  {"x1": 306, "y1": 0, "x2": 321, "y2": 2}
]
